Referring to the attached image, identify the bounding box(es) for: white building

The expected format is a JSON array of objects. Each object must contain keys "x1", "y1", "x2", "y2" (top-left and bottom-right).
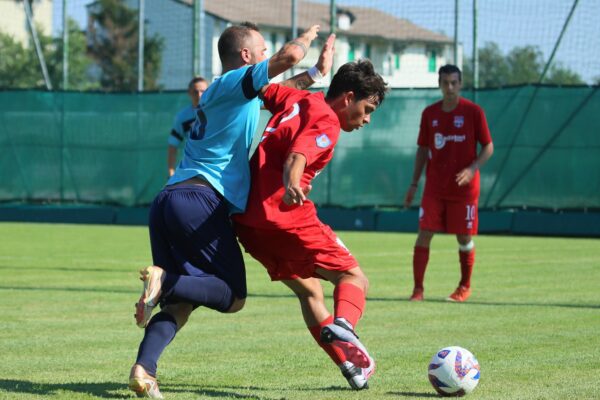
[
  {"x1": 88, "y1": 0, "x2": 460, "y2": 90},
  {"x1": 0, "y1": 0, "x2": 53, "y2": 45}
]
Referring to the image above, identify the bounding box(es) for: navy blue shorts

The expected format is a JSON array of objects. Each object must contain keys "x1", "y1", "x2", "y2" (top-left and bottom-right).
[{"x1": 148, "y1": 184, "x2": 247, "y2": 301}]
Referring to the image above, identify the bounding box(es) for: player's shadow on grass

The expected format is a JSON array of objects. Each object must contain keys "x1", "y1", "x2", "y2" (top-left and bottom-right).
[
  {"x1": 173, "y1": 383, "x2": 374, "y2": 397},
  {"x1": 0, "y1": 379, "x2": 128, "y2": 398},
  {"x1": 368, "y1": 296, "x2": 600, "y2": 310},
  {"x1": 386, "y1": 391, "x2": 439, "y2": 398}
]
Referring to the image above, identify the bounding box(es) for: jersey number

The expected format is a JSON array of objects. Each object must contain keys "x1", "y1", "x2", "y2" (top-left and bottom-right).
[{"x1": 465, "y1": 205, "x2": 476, "y2": 221}]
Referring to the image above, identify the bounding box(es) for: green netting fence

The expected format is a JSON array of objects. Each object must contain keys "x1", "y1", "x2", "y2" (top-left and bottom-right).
[{"x1": 1, "y1": 86, "x2": 598, "y2": 209}]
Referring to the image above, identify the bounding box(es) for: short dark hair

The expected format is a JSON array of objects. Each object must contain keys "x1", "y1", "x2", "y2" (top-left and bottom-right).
[
  {"x1": 326, "y1": 59, "x2": 388, "y2": 105},
  {"x1": 438, "y1": 64, "x2": 462, "y2": 82},
  {"x1": 217, "y1": 22, "x2": 260, "y2": 64},
  {"x1": 188, "y1": 76, "x2": 207, "y2": 89}
]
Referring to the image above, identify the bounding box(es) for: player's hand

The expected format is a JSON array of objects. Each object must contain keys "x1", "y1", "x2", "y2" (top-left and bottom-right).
[
  {"x1": 456, "y1": 166, "x2": 476, "y2": 186},
  {"x1": 302, "y1": 25, "x2": 320, "y2": 41},
  {"x1": 283, "y1": 184, "x2": 312, "y2": 206},
  {"x1": 404, "y1": 185, "x2": 417, "y2": 208},
  {"x1": 315, "y1": 34, "x2": 336, "y2": 77}
]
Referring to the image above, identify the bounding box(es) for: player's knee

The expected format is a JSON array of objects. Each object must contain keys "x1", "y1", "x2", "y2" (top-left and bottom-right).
[
  {"x1": 416, "y1": 230, "x2": 434, "y2": 247},
  {"x1": 294, "y1": 287, "x2": 324, "y2": 303},
  {"x1": 341, "y1": 268, "x2": 369, "y2": 294},
  {"x1": 458, "y1": 236, "x2": 474, "y2": 251},
  {"x1": 225, "y1": 297, "x2": 245, "y2": 313},
  {"x1": 163, "y1": 303, "x2": 193, "y2": 330},
  {"x1": 355, "y1": 274, "x2": 369, "y2": 295}
]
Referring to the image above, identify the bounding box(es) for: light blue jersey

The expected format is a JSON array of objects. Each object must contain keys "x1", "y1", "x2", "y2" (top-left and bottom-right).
[
  {"x1": 168, "y1": 105, "x2": 196, "y2": 147},
  {"x1": 167, "y1": 58, "x2": 270, "y2": 213}
]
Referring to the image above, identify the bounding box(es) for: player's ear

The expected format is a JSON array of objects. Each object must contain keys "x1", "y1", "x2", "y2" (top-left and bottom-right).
[
  {"x1": 240, "y1": 47, "x2": 251, "y2": 64},
  {"x1": 344, "y1": 91, "x2": 355, "y2": 106}
]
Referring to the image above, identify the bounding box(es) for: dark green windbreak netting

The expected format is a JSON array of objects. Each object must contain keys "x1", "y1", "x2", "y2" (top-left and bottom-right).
[{"x1": 1, "y1": 86, "x2": 598, "y2": 209}]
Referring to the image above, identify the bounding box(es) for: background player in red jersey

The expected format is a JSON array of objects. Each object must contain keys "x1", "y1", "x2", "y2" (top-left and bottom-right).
[
  {"x1": 404, "y1": 64, "x2": 494, "y2": 302},
  {"x1": 233, "y1": 60, "x2": 387, "y2": 390}
]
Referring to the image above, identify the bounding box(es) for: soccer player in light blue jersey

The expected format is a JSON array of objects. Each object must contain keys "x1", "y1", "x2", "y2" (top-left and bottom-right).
[
  {"x1": 128, "y1": 22, "x2": 334, "y2": 398},
  {"x1": 167, "y1": 76, "x2": 208, "y2": 177}
]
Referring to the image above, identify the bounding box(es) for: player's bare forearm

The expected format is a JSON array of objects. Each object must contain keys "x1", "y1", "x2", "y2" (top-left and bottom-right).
[
  {"x1": 283, "y1": 152, "x2": 309, "y2": 205},
  {"x1": 280, "y1": 72, "x2": 314, "y2": 90},
  {"x1": 456, "y1": 142, "x2": 494, "y2": 186},
  {"x1": 268, "y1": 25, "x2": 320, "y2": 79},
  {"x1": 411, "y1": 147, "x2": 429, "y2": 186},
  {"x1": 404, "y1": 146, "x2": 428, "y2": 207},
  {"x1": 472, "y1": 142, "x2": 494, "y2": 170},
  {"x1": 167, "y1": 146, "x2": 178, "y2": 176}
]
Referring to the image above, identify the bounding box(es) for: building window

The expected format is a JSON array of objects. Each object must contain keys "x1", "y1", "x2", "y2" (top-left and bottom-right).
[
  {"x1": 395, "y1": 53, "x2": 401, "y2": 70},
  {"x1": 365, "y1": 43, "x2": 372, "y2": 59},
  {"x1": 348, "y1": 42, "x2": 356, "y2": 61},
  {"x1": 428, "y1": 50, "x2": 437, "y2": 72}
]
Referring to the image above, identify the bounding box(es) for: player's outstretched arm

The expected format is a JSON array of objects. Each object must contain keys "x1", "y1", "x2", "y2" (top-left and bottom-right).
[
  {"x1": 282, "y1": 152, "x2": 311, "y2": 206},
  {"x1": 281, "y1": 34, "x2": 336, "y2": 90},
  {"x1": 268, "y1": 25, "x2": 320, "y2": 79}
]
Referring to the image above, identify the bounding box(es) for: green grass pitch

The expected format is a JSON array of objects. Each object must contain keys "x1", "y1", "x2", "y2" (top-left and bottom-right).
[{"x1": 0, "y1": 222, "x2": 598, "y2": 399}]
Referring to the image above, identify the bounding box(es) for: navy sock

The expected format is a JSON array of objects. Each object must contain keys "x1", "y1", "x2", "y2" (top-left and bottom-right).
[
  {"x1": 136, "y1": 312, "x2": 177, "y2": 377},
  {"x1": 163, "y1": 273, "x2": 234, "y2": 312}
]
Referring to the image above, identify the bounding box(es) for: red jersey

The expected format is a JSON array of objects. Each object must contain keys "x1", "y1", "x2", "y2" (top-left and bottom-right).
[
  {"x1": 234, "y1": 84, "x2": 340, "y2": 229},
  {"x1": 418, "y1": 97, "x2": 492, "y2": 200}
]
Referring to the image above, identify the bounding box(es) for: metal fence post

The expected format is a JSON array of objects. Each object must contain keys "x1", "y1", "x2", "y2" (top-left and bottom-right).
[
  {"x1": 137, "y1": 0, "x2": 145, "y2": 92},
  {"x1": 472, "y1": 0, "x2": 478, "y2": 91},
  {"x1": 193, "y1": 0, "x2": 204, "y2": 77},
  {"x1": 291, "y1": 0, "x2": 298, "y2": 77},
  {"x1": 454, "y1": 0, "x2": 459, "y2": 65},
  {"x1": 62, "y1": 0, "x2": 68, "y2": 90},
  {"x1": 24, "y1": 0, "x2": 52, "y2": 90}
]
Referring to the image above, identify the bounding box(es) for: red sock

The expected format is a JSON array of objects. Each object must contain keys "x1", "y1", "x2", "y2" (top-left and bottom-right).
[
  {"x1": 459, "y1": 248, "x2": 475, "y2": 288},
  {"x1": 413, "y1": 246, "x2": 430, "y2": 290},
  {"x1": 308, "y1": 315, "x2": 347, "y2": 365},
  {"x1": 333, "y1": 283, "x2": 365, "y2": 328}
]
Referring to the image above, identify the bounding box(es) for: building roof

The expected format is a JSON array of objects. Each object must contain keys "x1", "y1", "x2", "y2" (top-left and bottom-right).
[{"x1": 179, "y1": 0, "x2": 452, "y2": 44}]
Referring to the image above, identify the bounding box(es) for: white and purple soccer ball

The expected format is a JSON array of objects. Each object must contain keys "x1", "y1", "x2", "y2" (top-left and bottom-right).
[{"x1": 428, "y1": 346, "x2": 480, "y2": 397}]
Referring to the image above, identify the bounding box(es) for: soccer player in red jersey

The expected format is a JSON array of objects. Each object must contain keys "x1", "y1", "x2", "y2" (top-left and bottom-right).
[
  {"x1": 233, "y1": 60, "x2": 387, "y2": 390},
  {"x1": 404, "y1": 64, "x2": 494, "y2": 302}
]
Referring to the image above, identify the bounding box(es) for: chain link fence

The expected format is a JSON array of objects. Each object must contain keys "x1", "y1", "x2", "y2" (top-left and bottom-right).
[{"x1": 1, "y1": 0, "x2": 598, "y2": 91}]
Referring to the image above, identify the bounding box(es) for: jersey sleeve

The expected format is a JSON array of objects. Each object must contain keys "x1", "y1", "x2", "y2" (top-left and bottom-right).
[
  {"x1": 168, "y1": 113, "x2": 184, "y2": 147},
  {"x1": 240, "y1": 58, "x2": 270, "y2": 99},
  {"x1": 289, "y1": 119, "x2": 338, "y2": 167},
  {"x1": 475, "y1": 105, "x2": 492, "y2": 145},
  {"x1": 417, "y1": 109, "x2": 429, "y2": 147},
  {"x1": 262, "y1": 84, "x2": 308, "y2": 115}
]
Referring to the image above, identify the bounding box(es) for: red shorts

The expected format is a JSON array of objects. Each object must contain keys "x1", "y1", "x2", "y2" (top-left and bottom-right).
[
  {"x1": 235, "y1": 222, "x2": 358, "y2": 281},
  {"x1": 419, "y1": 194, "x2": 479, "y2": 235}
]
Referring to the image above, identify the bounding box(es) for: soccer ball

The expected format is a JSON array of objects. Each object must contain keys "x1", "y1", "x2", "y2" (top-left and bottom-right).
[{"x1": 428, "y1": 346, "x2": 480, "y2": 397}]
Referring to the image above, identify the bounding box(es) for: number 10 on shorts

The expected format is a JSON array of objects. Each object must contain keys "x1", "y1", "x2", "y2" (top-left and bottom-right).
[{"x1": 465, "y1": 205, "x2": 476, "y2": 221}]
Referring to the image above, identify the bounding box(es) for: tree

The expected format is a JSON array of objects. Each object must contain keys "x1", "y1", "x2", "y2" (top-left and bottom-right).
[
  {"x1": 545, "y1": 62, "x2": 584, "y2": 85},
  {"x1": 0, "y1": 20, "x2": 96, "y2": 90},
  {"x1": 506, "y1": 45, "x2": 544, "y2": 85},
  {"x1": 463, "y1": 42, "x2": 510, "y2": 89},
  {"x1": 463, "y1": 42, "x2": 585, "y2": 88},
  {"x1": 50, "y1": 19, "x2": 99, "y2": 90},
  {"x1": 0, "y1": 32, "x2": 43, "y2": 88},
  {"x1": 87, "y1": 0, "x2": 164, "y2": 91}
]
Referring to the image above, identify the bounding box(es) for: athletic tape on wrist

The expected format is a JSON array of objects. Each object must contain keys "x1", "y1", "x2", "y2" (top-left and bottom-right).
[{"x1": 307, "y1": 65, "x2": 324, "y2": 82}]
